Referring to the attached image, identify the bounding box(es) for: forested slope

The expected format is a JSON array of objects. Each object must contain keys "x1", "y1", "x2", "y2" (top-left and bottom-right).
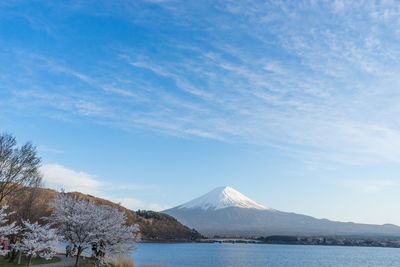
[{"x1": 6, "y1": 187, "x2": 202, "y2": 241}]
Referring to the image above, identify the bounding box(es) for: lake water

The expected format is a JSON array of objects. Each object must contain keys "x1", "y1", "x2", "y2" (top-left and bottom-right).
[{"x1": 132, "y1": 243, "x2": 400, "y2": 267}]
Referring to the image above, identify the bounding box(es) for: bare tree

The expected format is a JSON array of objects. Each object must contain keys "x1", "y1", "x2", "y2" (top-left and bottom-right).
[{"x1": 0, "y1": 133, "x2": 42, "y2": 203}]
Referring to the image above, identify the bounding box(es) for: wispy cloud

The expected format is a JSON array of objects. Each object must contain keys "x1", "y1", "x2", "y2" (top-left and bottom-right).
[
  {"x1": 37, "y1": 145, "x2": 66, "y2": 154},
  {"x1": 2, "y1": 1, "x2": 400, "y2": 167},
  {"x1": 338, "y1": 179, "x2": 398, "y2": 194}
]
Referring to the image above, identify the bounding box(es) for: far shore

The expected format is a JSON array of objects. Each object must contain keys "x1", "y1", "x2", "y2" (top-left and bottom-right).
[{"x1": 139, "y1": 236, "x2": 400, "y2": 249}]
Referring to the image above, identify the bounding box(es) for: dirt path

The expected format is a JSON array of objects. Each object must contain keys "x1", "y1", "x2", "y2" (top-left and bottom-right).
[
  {"x1": 33, "y1": 254, "x2": 75, "y2": 266},
  {"x1": 35, "y1": 247, "x2": 92, "y2": 266},
  {"x1": 35, "y1": 254, "x2": 89, "y2": 267}
]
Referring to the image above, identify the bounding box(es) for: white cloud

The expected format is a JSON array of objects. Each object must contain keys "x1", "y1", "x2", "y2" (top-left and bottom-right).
[
  {"x1": 40, "y1": 164, "x2": 166, "y2": 210},
  {"x1": 37, "y1": 145, "x2": 66, "y2": 154},
  {"x1": 339, "y1": 179, "x2": 398, "y2": 194},
  {"x1": 332, "y1": 0, "x2": 345, "y2": 12},
  {"x1": 40, "y1": 163, "x2": 104, "y2": 195},
  {"x1": 75, "y1": 101, "x2": 105, "y2": 116},
  {"x1": 105, "y1": 197, "x2": 170, "y2": 211}
]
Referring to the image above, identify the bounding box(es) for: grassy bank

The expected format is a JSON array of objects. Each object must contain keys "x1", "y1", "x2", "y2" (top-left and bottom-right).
[{"x1": 0, "y1": 255, "x2": 61, "y2": 266}]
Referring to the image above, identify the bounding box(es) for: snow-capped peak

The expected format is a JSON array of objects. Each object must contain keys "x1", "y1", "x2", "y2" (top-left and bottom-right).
[{"x1": 177, "y1": 186, "x2": 272, "y2": 211}]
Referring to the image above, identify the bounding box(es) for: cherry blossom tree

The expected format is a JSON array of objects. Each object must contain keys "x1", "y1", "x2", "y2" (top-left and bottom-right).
[
  {"x1": 0, "y1": 205, "x2": 20, "y2": 256},
  {"x1": 14, "y1": 220, "x2": 59, "y2": 267},
  {"x1": 50, "y1": 193, "x2": 140, "y2": 267},
  {"x1": 91, "y1": 206, "x2": 140, "y2": 266}
]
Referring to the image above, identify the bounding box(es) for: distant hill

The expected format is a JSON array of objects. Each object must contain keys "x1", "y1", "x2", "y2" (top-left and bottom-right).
[
  {"x1": 7, "y1": 187, "x2": 202, "y2": 241},
  {"x1": 134, "y1": 210, "x2": 202, "y2": 241},
  {"x1": 163, "y1": 186, "x2": 400, "y2": 237}
]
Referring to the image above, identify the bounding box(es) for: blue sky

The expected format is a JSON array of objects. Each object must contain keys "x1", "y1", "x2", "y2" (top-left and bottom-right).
[{"x1": 1, "y1": 0, "x2": 400, "y2": 224}]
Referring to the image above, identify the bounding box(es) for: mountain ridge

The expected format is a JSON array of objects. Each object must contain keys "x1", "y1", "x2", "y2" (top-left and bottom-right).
[{"x1": 163, "y1": 186, "x2": 400, "y2": 237}]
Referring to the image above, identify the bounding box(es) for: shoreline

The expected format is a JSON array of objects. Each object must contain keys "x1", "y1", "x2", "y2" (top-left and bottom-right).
[{"x1": 139, "y1": 238, "x2": 400, "y2": 249}]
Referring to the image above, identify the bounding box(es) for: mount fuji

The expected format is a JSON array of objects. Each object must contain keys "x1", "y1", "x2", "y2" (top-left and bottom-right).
[
  {"x1": 176, "y1": 186, "x2": 271, "y2": 211},
  {"x1": 163, "y1": 186, "x2": 400, "y2": 237}
]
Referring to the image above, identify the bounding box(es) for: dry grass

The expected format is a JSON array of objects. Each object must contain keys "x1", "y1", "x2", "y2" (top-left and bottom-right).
[{"x1": 109, "y1": 257, "x2": 135, "y2": 267}]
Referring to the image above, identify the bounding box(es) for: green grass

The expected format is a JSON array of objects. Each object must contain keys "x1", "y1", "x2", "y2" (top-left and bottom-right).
[
  {"x1": 76, "y1": 264, "x2": 116, "y2": 267},
  {"x1": 67, "y1": 264, "x2": 94, "y2": 267},
  {"x1": 0, "y1": 255, "x2": 61, "y2": 266}
]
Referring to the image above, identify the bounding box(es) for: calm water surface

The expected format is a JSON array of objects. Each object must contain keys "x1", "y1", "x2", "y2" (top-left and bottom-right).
[{"x1": 132, "y1": 243, "x2": 400, "y2": 267}]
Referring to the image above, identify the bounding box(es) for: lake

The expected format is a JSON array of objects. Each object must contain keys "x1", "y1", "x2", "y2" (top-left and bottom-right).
[{"x1": 132, "y1": 243, "x2": 400, "y2": 267}]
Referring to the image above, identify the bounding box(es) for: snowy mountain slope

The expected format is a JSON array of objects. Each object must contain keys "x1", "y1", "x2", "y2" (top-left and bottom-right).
[
  {"x1": 177, "y1": 186, "x2": 272, "y2": 211},
  {"x1": 163, "y1": 186, "x2": 400, "y2": 237}
]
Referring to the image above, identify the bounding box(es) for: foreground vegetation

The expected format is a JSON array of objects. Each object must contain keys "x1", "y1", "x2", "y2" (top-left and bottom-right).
[
  {"x1": 0, "y1": 255, "x2": 61, "y2": 266},
  {"x1": 65, "y1": 256, "x2": 135, "y2": 267},
  {"x1": 0, "y1": 133, "x2": 140, "y2": 267},
  {"x1": 0, "y1": 133, "x2": 201, "y2": 267}
]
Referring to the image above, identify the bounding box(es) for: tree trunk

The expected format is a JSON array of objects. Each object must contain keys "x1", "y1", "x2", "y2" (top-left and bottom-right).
[
  {"x1": 9, "y1": 248, "x2": 17, "y2": 262},
  {"x1": 26, "y1": 254, "x2": 32, "y2": 267},
  {"x1": 74, "y1": 247, "x2": 82, "y2": 267},
  {"x1": 17, "y1": 251, "x2": 22, "y2": 265}
]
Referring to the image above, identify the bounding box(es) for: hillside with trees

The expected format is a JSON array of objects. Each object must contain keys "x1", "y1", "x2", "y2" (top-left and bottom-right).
[
  {"x1": 136, "y1": 210, "x2": 202, "y2": 241},
  {"x1": 5, "y1": 187, "x2": 202, "y2": 242}
]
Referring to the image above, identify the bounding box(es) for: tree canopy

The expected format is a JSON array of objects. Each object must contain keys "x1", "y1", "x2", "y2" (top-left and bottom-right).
[
  {"x1": 0, "y1": 133, "x2": 42, "y2": 203},
  {"x1": 50, "y1": 193, "x2": 140, "y2": 267}
]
